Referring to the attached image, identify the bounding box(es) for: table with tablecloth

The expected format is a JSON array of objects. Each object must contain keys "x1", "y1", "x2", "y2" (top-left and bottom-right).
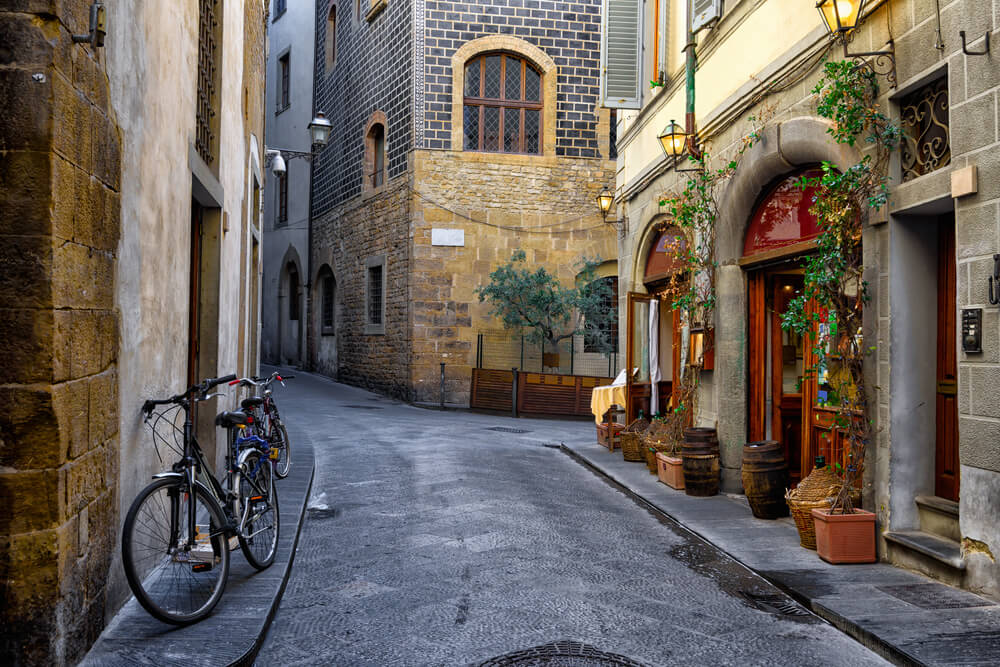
[{"x1": 589, "y1": 377, "x2": 627, "y2": 425}]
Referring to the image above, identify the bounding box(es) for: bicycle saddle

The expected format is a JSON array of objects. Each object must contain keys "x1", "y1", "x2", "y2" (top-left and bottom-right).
[
  {"x1": 241, "y1": 397, "x2": 264, "y2": 409},
  {"x1": 215, "y1": 411, "x2": 249, "y2": 428}
]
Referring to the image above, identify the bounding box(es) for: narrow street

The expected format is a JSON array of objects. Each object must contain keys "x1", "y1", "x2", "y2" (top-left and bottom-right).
[{"x1": 257, "y1": 371, "x2": 886, "y2": 666}]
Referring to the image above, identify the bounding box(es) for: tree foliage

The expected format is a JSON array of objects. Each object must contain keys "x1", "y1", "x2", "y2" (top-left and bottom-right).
[{"x1": 476, "y1": 250, "x2": 614, "y2": 351}]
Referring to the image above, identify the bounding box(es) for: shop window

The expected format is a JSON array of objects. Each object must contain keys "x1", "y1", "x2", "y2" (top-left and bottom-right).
[
  {"x1": 463, "y1": 53, "x2": 542, "y2": 154},
  {"x1": 900, "y1": 77, "x2": 950, "y2": 182}
]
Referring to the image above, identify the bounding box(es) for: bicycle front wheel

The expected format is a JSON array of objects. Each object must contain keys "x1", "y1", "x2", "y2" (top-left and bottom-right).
[
  {"x1": 270, "y1": 420, "x2": 291, "y2": 479},
  {"x1": 122, "y1": 477, "x2": 231, "y2": 624},
  {"x1": 238, "y1": 453, "x2": 279, "y2": 570}
]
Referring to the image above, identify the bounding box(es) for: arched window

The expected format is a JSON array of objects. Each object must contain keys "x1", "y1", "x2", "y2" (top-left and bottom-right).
[
  {"x1": 319, "y1": 268, "x2": 336, "y2": 335},
  {"x1": 463, "y1": 53, "x2": 541, "y2": 154},
  {"x1": 325, "y1": 6, "x2": 336, "y2": 71},
  {"x1": 365, "y1": 122, "x2": 385, "y2": 189},
  {"x1": 743, "y1": 168, "x2": 824, "y2": 258}
]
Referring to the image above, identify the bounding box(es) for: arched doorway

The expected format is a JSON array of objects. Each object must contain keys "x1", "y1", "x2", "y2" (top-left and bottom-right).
[
  {"x1": 625, "y1": 225, "x2": 685, "y2": 422},
  {"x1": 279, "y1": 260, "x2": 303, "y2": 365},
  {"x1": 742, "y1": 169, "x2": 823, "y2": 486}
]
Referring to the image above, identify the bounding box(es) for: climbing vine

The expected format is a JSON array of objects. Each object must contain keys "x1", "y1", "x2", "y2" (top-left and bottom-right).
[
  {"x1": 781, "y1": 60, "x2": 900, "y2": 512},
  {"x1": 656, "y1": 111, "x2": 771, "y2": 447}
]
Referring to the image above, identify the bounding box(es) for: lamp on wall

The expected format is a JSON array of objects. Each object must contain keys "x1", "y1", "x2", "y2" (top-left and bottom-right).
[
  {"x1": 658, "y1": 120, "x2": 702, "y2": 172},
  {"x1": 815, "y1": 0, "x2": 897, "y2": 87},
  {"x1": 266, "y1": 111, "x2": 334, "y2": 176},
  {"x1": 597, "y1": 187, "x2": 615, "y2": 222}
]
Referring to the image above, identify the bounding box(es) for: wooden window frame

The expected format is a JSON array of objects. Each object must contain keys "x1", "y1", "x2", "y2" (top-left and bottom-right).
[
  {"x1": 278, "y1": 52, "x2": 290, "y2": 112},
  {"x1": 462, "y1": 53, "x2": 543, "y2": 155}
]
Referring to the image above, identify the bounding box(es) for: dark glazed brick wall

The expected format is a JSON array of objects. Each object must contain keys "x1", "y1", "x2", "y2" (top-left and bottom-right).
[
  {"x1": 423, "y1": 0, "x2": 603, "y2": 157},
  {"x1": 312, "y1": 0, "x2": 413, "y2": 217}
]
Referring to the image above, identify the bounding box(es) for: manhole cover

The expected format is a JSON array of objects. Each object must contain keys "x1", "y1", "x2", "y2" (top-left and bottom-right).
[
  {"x1": 342, "y1": 405, "x2": 384, "y2": 410},
  {"x1": 477, "y1": 641, "x2": 647, "y2": 667},
  {"x1": 740, "y1": 591, "x2": 812, "y2": 616},
  {"x1": 877, "y1": 583, "x2": 995, "y2": 609},
  {"x1": 486, "y1": 427, "x2": 531, "y2": 434}
]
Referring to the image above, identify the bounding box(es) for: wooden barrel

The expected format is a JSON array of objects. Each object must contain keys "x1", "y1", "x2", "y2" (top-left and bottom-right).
[
  {"x1": 682, "y1": 427, "x2": 719, "y2": 455},
  {"x1": 682, "y1": 454, "x2": 720, "y2": 496},
  {"x1": 742, "y1": 440, "x2": 790, "y2": 519}
]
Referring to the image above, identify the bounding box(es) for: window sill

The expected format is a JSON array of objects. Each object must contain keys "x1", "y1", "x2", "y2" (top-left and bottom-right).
[
  {"x1": 321, "y1": 328, "x2": 336, "y2": 337},
  {"x1": 275, "y1": 104, "x2": 290, "y2": 116},
  {"x1": 363, "y1": 323, "x2": 385, "y2": 335},
  {"x1": 365, "y1": 0, "x2": 387, "y2": 22}
]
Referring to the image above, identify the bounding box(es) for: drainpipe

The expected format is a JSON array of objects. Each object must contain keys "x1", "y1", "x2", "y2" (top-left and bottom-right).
[{"x1": 684, "y1": 1, "x2": 700, "y2": 159}]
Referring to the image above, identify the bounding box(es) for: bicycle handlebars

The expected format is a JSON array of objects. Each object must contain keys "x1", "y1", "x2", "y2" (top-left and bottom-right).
[{"x1": 142, "y1": 373, "x2": 237, "y2": 415}]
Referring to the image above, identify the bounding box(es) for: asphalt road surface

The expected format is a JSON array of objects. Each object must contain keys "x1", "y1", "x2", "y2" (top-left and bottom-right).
[{"x1": 256, "y1": 370, "x2": 886, "y2": 667}]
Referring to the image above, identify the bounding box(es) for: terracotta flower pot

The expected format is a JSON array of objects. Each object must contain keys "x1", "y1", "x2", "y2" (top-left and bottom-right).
[
  {"x1": 811, "y1": 508, "x2": 877, "y2": 564},
  {"x1": 656, "y1": 452, "x2": 684, "y2": 490}
]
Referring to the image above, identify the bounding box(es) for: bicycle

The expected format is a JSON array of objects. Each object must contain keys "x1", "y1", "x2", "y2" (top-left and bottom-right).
[
  {"x1": 121, "y1": 374, "x2": 280, "y2": 625},
  {"x1": 230, "y1": 371, "x2": 293, "y2": 479}
]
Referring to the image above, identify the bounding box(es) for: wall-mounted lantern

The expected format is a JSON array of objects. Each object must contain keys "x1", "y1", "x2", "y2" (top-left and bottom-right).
[
  {"x1": 266, "y1": 112, "x2": 333, "y2": 176},
  {"x1": 815, "y1": 0, "x2": 897, "y2": 87},
  {"x1": 597, "y1": 187, "x2": 615, "y2": 222},
  {"x1": 658, "y1": 120, "x2": 702, "y2": 172}
]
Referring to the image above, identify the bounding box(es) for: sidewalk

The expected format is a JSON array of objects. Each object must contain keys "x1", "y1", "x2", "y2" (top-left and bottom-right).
[
  {"x1": 562, "y1": 440, "x2": 1000, "y2": 667},
  {"x1": 81, "y1": 438, "x2": 315, "y2": 667}
]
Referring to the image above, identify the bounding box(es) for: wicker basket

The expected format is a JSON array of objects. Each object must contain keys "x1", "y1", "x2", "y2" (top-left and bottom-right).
[
  {"x1": 620, "y1": 418, "x2": 650, "y2": 462},
  {"x1": 785, "y1": 466, "x2": 844, "y2": 549}
]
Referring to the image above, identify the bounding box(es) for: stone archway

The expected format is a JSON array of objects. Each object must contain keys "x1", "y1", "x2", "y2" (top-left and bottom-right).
[
  {"x1": 712, "y1": 117, "x2": 861, "y2": 492},
  {"x1": 277, "y1": 245, "x2": 305, "y2": 366}
]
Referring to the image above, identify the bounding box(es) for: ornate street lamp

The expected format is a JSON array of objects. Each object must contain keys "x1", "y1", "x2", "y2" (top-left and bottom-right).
[
  {"x1": 266, "y1": 111, "x2": 334, "y2": 175},
  {"x1": 307, "y1": 112, "x2": 333, "y2": 148},
  {"x1": 596, "y1": 187, "x2": 614, "y2": 222},
  {"x1": 658, "y1": 119, "x2": 702, "y2": 172},
  {"x1": 816, "y1": 0, "x2": 896, "y2": 87}
]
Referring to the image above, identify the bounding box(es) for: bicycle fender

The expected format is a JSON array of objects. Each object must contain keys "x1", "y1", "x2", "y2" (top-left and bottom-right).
[{"x1": 152, "y1": 471, "x2": 184, "y2": 480}]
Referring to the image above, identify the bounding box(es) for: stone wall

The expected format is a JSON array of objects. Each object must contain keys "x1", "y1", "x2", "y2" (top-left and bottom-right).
[
  {"x1": 311, "y1": 176, "x2": 412, "y2": 399},
  {"x1": 312, "y1": 0, "x2": 413, "y2": 216},
  {"x1": 410, "y1": 149, "x2": 617, "y2": 405},
  {"x1": 0, "y1": 4, "x2": 122, "y2": 663}
]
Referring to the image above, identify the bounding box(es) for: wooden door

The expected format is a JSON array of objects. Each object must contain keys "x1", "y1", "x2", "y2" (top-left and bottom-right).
[
  {"x1": 188, "y1": 201, "x2": 203, "y2": 388},
  {"x1": 771, "y1": 275, "x2": 804, "y2": 486},
  {"x1": 935, "y1": 214, "x2": 959, "y2": 500}
]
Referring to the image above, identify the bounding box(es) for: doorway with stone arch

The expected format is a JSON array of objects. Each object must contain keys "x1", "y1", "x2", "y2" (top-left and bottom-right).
[{"x1": 278, "y1": 247, "x2": 305, "y2": 366}]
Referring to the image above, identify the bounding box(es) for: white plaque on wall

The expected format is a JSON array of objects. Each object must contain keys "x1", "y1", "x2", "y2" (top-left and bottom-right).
[{"x1": 431, "y1": 229, "x2": 465, "y2": 246}]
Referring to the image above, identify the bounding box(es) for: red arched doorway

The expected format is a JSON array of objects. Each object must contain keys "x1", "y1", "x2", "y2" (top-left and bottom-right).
[
  {"x1": 742, "y1": 169, "x2": 823, "y2": 486},
  {"x1": 625, "y1": 226, "x2": 685, "y2": 422}
]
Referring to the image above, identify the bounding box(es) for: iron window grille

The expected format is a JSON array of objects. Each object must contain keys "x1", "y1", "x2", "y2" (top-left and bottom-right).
[
  {"x1": 463, "y1": 53, "x2": 542, "y2": 154},
  {"x1": 195, "y1": 0, "x2": 219, "y2": 165},
  {"x1": 276, "y1": 172, "x2": 288, "y2": 225},
  {"x1": 367, "y1": 265, "x2": 383, "y2": 325},
  {"x1": 900, "y1": 77, "x2": 950, "y2": 182},
  {"x1": 322, "y1": 274, "x2": 335, "y2": 332}
]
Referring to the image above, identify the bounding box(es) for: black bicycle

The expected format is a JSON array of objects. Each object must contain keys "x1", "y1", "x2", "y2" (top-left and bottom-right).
[{"x1": 121, "y1": 374, "x2": 280, "y2": 624}]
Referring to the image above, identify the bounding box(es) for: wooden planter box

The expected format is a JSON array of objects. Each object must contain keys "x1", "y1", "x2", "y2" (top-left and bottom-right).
[
  {"x1": 811, "y1": 508, "x2": 876, "y2": 564},
  {"x1": 656, "y1": 452, "x2": 684, "y2": 490}
]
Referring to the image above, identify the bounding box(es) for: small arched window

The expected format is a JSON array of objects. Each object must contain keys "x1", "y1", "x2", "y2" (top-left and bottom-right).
[
  {"x1": 319, "y1": 268, "x2": 336, "y2": 335},
  {"x1": 463, "y1": 53, "x2": 541, "y2": 154},
  {"x1": 325, "y1": 6, "x2": 336, "y2": 71}
]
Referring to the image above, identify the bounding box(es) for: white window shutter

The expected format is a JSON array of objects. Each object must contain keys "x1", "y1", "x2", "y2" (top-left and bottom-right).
[
  {"x1": 692, "y1": 0, "x2": 723, "y2": 33},
  {"x1": 601, "y1": 0, "x2": 644, "y2": 109}
]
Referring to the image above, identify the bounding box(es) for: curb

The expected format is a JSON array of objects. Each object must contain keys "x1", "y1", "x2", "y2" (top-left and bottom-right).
[
  {"x1": 559, "y1": 444, "x2": 924, "y2": 667},
  {"x1": 230, "y1": 450, "x2": 315, "y2": 667}
]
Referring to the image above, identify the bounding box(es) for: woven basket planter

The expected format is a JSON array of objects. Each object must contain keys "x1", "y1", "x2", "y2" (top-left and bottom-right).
[
  {"x1": 620, "y1": 432, "x2": 644, "y2": 462},
  {"x1": 785, "y1": 465, "x2": 845, "y2": 549}
]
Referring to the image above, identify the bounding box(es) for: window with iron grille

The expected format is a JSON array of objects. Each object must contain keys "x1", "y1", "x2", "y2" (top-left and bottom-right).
[
  {"x1": 195, "y1": 0, "x2": 219, "y2": 165},
  {"x1": 322, "y1": 273, "x2": 336, "y2": 333},
  {"x1": 367, "y1": 264, "x2": 383, "y2": 326},
  {"x1": 278, "y1": 53, "x2": 290, "y2": 111},
  {"x1": 276, "y1": 172, "x2": 288, "y2": 225},
  {"x1": 900, "y1": 77, "x2": 950, "y2": 182},
  {"x1": 463, "y1": 53, "x2": 542, "y2": 154}
]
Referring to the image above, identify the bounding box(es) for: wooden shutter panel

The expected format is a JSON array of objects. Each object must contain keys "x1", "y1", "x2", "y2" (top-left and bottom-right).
[
  {"x1": 601, "y1": 0, "x2": 643, "y2": 110},
  {"x1": 692, "y1": 0, "x2": 723, "y2": 33}
]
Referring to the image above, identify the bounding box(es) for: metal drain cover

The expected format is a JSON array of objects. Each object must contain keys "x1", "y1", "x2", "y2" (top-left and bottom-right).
[
  {"x1": 877, "y1": 583, "x2": 995, "y2": 609},
  {"x1": 740, "y1": 591, "x2": 812, "y2": 616},
  {"x1": 486, "y1": 426, "x2": 531, "y2": 434},
  {"x1": 477, "y1": 641, "x2": 647, "y2": 667},
  {"x1": 342, "y1": 405, "x2": 384, "y2": 410}
]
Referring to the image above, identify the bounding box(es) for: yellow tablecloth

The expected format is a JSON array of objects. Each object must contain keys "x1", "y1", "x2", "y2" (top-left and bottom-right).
[{"x1": 590, "y1": 384, "x2": 626, "y2": 425}]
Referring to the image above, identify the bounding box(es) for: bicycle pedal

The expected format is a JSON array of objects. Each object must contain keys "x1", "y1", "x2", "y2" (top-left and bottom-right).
[
  {"x1": 269, "y1": 448, "x2": 279, "y2": 460},
  {"x1": 228, "y1": 535, "x2": 239, "y2": 551},
  {"x1": 192, "y1": 562, "x2": 213, "y2": 573}
]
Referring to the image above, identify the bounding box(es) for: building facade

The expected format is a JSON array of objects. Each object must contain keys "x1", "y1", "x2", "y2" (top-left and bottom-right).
[
  {"x1": 262, "y1": 0, "x2": 316, "y2": 368},
  {"x1": 308, "y1": 0, "x2": 618, "y2": 404},
  {"x1": 0, "y1": 1, "x2": 267, "y2": 663},
  {"x1": 608, "y1": 0, "x2": 1000, "y2": 596}
]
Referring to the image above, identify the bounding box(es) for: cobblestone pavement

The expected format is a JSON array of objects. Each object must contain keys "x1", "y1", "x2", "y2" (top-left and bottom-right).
[{"x1": 257, "y1": 371, "x2": 887, "y2": 666}]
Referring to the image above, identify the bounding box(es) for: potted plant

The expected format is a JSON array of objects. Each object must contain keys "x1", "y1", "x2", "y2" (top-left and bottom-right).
[{"x1": 780, "y1": 61, "x2": 897, "y2": 560}]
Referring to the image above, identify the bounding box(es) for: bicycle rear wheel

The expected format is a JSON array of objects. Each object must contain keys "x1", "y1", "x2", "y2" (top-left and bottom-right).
[
  {"x1": 238, "y1": 453, "x2": 279, "y2": 570},
  {"x1": 270, "y1": 420, "x2": 291, "y2": 479},
  {"x1": 122, "y1": 477, "x2": 230, "y2": 624}
]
